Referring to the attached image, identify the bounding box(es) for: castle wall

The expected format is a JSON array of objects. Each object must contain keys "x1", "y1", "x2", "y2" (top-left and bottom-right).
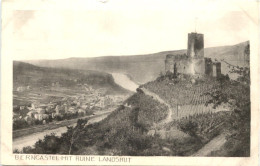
[
  {"x1": 213, "y1": 62, "x2": 221, "y2": 78},
  {"x1": 193, "y1": 58, "x2": 205, "y2": 74},
  {"x1": 212, "y1": 63, "x2": 216, "y2": 77},
  {"x1": 205, "y1": 58, "x2": 213, "y2": 76},
  {"x1": 165, "y1": 54, "x2": 205, "y2": 75},
  {"x1": 176, "y1": 58, "x2": 205, "y2": 75},
  {"x1": 165, "y1": 54, "x2": 187, "y2": 74},
  {"x1": 165, "y1": 58, "x2": 174, "y2": 73},
  {"x1": 165, "y1": 55, "x2": 222, "y2": 77}
]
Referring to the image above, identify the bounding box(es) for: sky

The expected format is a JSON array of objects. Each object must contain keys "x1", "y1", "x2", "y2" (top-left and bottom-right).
[{"x1": 2, "y1": 0, "x2": 258, "y2": 60}]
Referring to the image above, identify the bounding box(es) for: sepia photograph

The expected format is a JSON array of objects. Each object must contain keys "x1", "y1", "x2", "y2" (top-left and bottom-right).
[{"x1": 1, "y1": 0, "x2": 259, "y2": 165}]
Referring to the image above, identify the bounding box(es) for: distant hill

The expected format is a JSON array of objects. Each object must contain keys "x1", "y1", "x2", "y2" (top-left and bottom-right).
[
  {"x1": 13, "y1": 61, "x2": 129, "y2": 95},
  {"x1": 25, "y1": 41, "x2": 249, "y2": 84}
]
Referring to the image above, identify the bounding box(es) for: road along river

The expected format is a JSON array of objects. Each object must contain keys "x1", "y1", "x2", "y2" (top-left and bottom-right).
[{"x1": 13, "y1": 111, "x2": 112, "y2": 151}]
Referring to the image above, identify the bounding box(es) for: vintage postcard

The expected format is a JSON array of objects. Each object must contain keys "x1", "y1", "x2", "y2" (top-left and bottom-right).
[{"x1": 1, "y1": 0, "x2": 259, "y2": 165}]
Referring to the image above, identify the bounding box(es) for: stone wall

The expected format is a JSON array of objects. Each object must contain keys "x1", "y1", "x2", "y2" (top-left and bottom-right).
[
  {"x1": 213, "y1": 62, "x2": 221, "y2": 78},
  {"x1": 175, "y1": 58, "x2": 205, "y2": 75},
  {"x1": 205, "y1": 58, "x2": 213, "y2": 76},
  {"x1": 165, "y1": 54, "x2": 188, "y2": 73},
  {"x1": 165, "y1": 54, "x2": 205, "y2": 75},
  {"x1": 165, "y1": 55, "x2": 221, "y2": 77}
]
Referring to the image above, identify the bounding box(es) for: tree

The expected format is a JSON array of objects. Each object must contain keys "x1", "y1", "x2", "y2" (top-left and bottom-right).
[
  {"x1": 178, "y1": 120, "x2": 200, "y2": 141},
  {"x1": 33, "y1": 133, "x2": 61, "y2": 154},
  {"x1": 60, "y1": 119, "x2": 88, "y2": 154}
]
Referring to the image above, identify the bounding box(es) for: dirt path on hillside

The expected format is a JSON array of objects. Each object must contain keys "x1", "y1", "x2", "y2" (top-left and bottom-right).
[
  {"x1": 141, "y1": 88, "x2": 227, "y2": 156},
  {"x1": 141, "y1": 87, "x2": 189, "y2": 141},
  {"x1": 191, "y1": 133, "x2": 226, "y2": 156},
  {"x1": 140, "y1": 88, "x2": 174, "y2": 125}
]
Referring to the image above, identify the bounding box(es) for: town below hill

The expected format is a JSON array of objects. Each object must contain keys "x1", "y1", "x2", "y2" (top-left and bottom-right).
[{"x1": 13, "y1": 62, "x2": 131, "y2": 131}]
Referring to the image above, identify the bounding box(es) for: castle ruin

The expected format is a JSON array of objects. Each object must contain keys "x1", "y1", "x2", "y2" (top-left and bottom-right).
[{"x1": 165, "y1": 32, "x2": 221, "y2": 78}]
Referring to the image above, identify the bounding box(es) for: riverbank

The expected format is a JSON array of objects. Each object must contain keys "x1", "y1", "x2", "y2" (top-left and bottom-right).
[
  {"x1": 13, "y1": 109, "x2": 114, "y2": 151},
  {"x1": 14, "y1": 110, "x2": 113, "y2": 139}
]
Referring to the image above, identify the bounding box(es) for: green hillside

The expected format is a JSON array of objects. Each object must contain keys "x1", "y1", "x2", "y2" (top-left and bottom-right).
[
  {"x1": 13, "y1": 61, "x2": 130, "y2": 106},
  {"x1": 14, "y1": 61, "x2": 128, "y2": 93},
  {"x1": 25, "y1": 41, "x2": 249, "y2": 84}
]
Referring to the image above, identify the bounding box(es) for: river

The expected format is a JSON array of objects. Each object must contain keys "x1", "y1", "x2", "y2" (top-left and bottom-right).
[{"x1": 111, "y1": 73, "x2": 139, "y2": 92}]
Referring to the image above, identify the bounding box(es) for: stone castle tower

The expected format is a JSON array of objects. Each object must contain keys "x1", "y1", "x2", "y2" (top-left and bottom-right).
[
  {"x1": 187, "y1": 33, "x2": 204, "y2": 58},
  {"x1": 165, "y1": 32, "x2": 222, "y2": 78}
]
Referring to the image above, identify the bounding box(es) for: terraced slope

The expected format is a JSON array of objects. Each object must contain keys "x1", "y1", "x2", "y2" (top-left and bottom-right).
[{"x1": 142, "y1": 74, "x2": 230, "y2": 120}]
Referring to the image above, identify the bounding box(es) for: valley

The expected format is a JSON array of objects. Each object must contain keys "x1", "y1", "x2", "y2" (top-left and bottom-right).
[
  {"x1": 13, "y1": 40, "x2": 250, "y2": 156},
  {"x1": 12, "y1": 63, "x2": 140, "y2": 152}
]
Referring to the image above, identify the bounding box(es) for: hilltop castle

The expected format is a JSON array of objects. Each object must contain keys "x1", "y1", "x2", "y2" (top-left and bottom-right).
[{"x1": 165, "y1": 32, "x2": 221, "y2": 77}]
